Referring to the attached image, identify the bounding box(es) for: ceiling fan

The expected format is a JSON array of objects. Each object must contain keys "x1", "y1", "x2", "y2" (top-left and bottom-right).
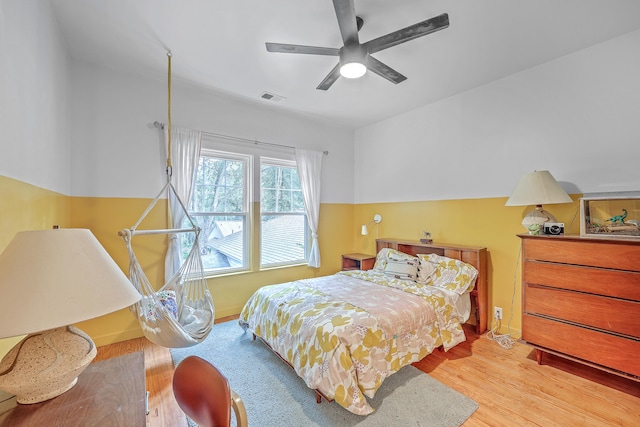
[{"x1": 265, "y1": 0, "x2": 449, "y2": 90}]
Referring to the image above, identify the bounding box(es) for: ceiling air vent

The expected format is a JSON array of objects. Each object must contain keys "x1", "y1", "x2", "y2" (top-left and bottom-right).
[{"x1": 260, "y1": 92, "x2": 285, "y2": 102}]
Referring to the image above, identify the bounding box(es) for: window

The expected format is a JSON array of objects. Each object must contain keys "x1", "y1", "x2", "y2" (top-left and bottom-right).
[
  {"x1": 260, "y1": 158, "x2": 308, "y2": 267},
  {"x1": 182, "y1": 147, "x2": 308, "y2": 275},
  {"x1": 182, "y1": 150, "x2": 250, "y2": 273}
]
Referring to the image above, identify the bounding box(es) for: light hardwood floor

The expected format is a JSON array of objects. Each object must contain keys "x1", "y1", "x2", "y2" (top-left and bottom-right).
[{"x1": 95, "y1": 319, "x2": 640, "y2": 427}]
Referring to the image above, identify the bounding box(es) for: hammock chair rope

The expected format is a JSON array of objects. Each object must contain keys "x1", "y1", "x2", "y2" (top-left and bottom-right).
[
  {"x1": 119, "y1": 51, "x2": 215, "y2": 348},
  {"x1": 166, "y1": 51, "x2": 173, "y2": 176}
]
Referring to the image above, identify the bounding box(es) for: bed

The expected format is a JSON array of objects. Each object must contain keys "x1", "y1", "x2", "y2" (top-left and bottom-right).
[{"x1": 239, "y1": 238, "x2": 487, "y2": 415}]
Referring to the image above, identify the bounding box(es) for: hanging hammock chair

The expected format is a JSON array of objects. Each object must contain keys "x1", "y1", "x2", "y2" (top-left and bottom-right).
[
  {"x1": 118, "y1": 51, "x2": 214, "y2": 348},
  {"x1": 119, "y1": 182, "x2": 214, "y2": 348}
]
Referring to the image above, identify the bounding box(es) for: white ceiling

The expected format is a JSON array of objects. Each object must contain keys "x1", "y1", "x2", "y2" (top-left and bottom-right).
[{"x1": 50, "y1": 0, "x2": 640, "y2": 129}]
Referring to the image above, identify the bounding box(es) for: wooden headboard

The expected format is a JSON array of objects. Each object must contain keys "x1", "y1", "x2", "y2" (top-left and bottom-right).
[{"x1": 376, "y1": 238, "x2": 488, "y2": 334}]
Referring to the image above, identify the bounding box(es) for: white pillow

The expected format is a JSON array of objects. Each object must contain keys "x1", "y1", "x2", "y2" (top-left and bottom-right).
[
  {"x1": 374, "y1": 248, "x2": 416, "y2": 271},
  {"x1": 383, "y1": 256, "x2": 419, "y2": 281},
  {"x1": 416, "y1": 257, "x2": 437, "y2": 283},
  {"x1": 418, "y1": 253, "x2": 479, "y2": 295}
]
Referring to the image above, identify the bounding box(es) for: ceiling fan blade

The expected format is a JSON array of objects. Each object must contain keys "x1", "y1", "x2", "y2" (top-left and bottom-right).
[
  {"x1": 316, "y1": 63, "x2": 341, "y2": 90},
  {"x1": 366, "y1": 56, "x2": 407, "y2": 84},
  {"x1": 332, "y1": 0, "x2": 359, "y2": 46},
  {"x1": 266, "y1": 43, "x2": 340, "y2": 56},
  {"x1": 364, "y1": 13, "x2": 449, "y2": 54}
]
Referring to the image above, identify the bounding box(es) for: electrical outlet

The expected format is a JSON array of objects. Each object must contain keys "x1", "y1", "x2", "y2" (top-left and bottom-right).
[{"x1": 493, "y1": 306, "x2": 503, "y2": 320}]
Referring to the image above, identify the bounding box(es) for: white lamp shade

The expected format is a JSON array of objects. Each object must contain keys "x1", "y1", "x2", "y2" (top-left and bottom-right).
[
  {"x1": 505, "y1": 170, "x2": 572, "y2": 206},
  {"x1": 361, "y1": 214, "x2": 382, "y2": 236},
  {"x1": 0, "y1": 229, "x2": 141, "y2": 338}
]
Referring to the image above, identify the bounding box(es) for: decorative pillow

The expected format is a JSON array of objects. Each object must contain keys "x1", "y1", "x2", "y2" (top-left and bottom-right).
[
  {"x1": 140, "y1": 290, "x2": 178, "y2": 321},
  {"x1": 416, "y1": 257, "x2": 437, "y2": 283},
  {"x1": 418, "y1": 253, "x2": 478, "y2": 294},
  {"x1": 374, "y1": 248, "x2": 416, "y2": 271},
  {"x1": 158, "y1": 290, "x2": 179, "y2": 319},
  {"x1": 383, "y1": 256, "x2": 419, "y2": 281}
]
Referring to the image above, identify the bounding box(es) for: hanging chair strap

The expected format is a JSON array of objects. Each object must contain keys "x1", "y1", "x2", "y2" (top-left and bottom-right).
[
  {"x1": 122, "y1": 54, "x2": 197, "y2": 239},
  {"x1": 118, "y1": 181, "x2": 197, "y2": 237},
  {"x1": 119, "y1": 51, "x2": 197, "y2": 238},
  {"x1": 166, "y1": 51, "x2": 173, "y2": 179}
]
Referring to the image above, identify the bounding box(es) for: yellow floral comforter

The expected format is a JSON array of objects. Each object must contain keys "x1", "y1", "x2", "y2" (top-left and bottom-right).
[{"x1": 238, "y1": 270, "x2": 468, "y2": 415}]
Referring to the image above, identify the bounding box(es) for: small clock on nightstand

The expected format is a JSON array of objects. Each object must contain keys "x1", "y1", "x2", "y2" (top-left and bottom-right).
[{"x1": 341, "y1": 253, "x2": 376, "y2": 271}]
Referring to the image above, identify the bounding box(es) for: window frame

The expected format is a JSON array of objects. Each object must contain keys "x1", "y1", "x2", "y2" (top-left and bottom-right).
[
  {"x1": 259, "y1": 157, "x2": 309, "y2": 268},
  {"x1": 186, "y1": 148, "x2": 252, "y2": 275}
]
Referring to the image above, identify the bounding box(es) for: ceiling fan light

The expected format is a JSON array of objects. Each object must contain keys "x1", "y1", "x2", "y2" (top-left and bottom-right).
[{"x1": 340, "y1": 62, "x2": 367, "y2": 79}]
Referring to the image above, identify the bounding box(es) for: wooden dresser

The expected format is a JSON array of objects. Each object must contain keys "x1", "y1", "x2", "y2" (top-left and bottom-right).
[{"x1": 519, "y1": 234, "x2": 640, "y2": 380}]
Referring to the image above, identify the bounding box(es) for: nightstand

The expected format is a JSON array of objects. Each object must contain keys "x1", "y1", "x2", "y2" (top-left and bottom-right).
[{"x1": 341, "y1": 253, "x2": 376, "y2": 271}]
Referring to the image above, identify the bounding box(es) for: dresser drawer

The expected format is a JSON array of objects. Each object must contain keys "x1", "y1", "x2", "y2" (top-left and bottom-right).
[
  {"x1": 523, "y1": 314, "x2": 640, "y2": 377},
  {"x1": 523, "y1": 260, "x2": 640, "y2": 301},
  {"x1": 524, "y1": 284, "x2": 640, "y2": 338},
  {"x1": 523, "y1": 237, "x2": 640, "y2": 271}
]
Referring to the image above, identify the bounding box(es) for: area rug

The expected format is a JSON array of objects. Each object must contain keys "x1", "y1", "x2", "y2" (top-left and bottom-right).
[{"x1": 170, "y1": 320, "x2": 478, "y2": 427}]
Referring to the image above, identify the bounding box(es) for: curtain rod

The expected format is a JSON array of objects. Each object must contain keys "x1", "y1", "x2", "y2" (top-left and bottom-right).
[{"x1": 153, "y1": 121, "x2": 328, "y2": 155}]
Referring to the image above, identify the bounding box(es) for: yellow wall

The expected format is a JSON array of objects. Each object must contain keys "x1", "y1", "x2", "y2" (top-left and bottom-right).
[
  {"x1": 69, "y1": 196, "x2": 355, "y2": 346},
  {"x1": 1, "y1": 174, "x2": 583, "y2": 349},
  {"x1": 69, "y1": 196, "x2": 168, "y2": 345},
  {"x1": 352, "y1": 196, "x2": 581, "y2": 334},
  {"x1": 0, "y1": 176, "x2": 71, "y2": 356},
  {"x1": 0, "y1": 176, "x2": 71, "y2": 248}
]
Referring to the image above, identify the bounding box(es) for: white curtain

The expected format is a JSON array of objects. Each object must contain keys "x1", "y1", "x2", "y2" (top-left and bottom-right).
[
  {"x1": 164, "y1": 127, "x2": 202, "y2": 282},
  {"x1": 295, "y1": 148, "x2": 323, "y2": 268}
]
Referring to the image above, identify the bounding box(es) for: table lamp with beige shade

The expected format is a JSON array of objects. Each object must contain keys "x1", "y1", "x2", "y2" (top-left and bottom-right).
[
  {"x1": 505, "y1": 170, "x2": 573, "y2": 233},
  {"x1": 0, "y1": 228, "x2": 141, "y2": 404}
]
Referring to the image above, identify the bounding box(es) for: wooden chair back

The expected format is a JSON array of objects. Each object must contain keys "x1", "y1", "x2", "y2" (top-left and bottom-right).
[{"x1": 172, "y1": 355, "x2": 247, "y2": 427}]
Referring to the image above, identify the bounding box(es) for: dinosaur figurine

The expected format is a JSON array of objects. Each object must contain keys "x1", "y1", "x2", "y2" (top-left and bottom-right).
[
  {"x1": 420, "y1": 230, "x2": 433, "y2": 244},
  {"x1": 608, "y1": 208, "x2": 628, "y2": 224}
]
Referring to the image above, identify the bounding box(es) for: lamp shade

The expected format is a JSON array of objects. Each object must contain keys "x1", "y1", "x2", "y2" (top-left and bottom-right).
[
  {"x1": 360, "y1": 214, "x2": 382, "y2": 236},
  {"x1": 0, "y1": 229, "x2": 141, "y2": 339},
  {"x1": 505, "y1": 170, "x2": 572, "y2": 206}
]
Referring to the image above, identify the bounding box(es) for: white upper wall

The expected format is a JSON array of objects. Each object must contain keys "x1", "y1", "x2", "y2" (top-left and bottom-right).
[
  {"x1": 5, "y1": 0, "x2": 639, "y2": 207},
  {"x1": 354, "y1": 30, "x2": 640, "y2": 204},
  {"x1": 69, "y1": 60, "x2": 354, "y2": 203},
  {"x1": 0, "y1": 0, "x2": 70, "y2": 194}
]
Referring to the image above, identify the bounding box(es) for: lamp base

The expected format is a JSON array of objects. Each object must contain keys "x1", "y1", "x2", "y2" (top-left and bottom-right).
[
  {"x1": 522, "y1": 205, "x2": 558, "y2": 233},
  {"x1": 0, "y1": 326, "x2": 96, "y2": 404}
]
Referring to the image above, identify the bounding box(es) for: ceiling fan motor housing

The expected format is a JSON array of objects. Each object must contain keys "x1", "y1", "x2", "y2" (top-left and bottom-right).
[{"x1": 339, "y1": 44, "x2": 367, "y2": 78}]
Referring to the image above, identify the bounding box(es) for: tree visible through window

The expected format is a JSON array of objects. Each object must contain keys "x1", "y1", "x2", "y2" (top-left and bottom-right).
[
  {"x1": 181, "y1": 150, "x2": 308, "y2": 274},
  {"x1": 182, "y1": 150, "x2": 250, "y2": 272},
  {"x1": 260, "y1": 159, "x2": 308, "y2": 266}
]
